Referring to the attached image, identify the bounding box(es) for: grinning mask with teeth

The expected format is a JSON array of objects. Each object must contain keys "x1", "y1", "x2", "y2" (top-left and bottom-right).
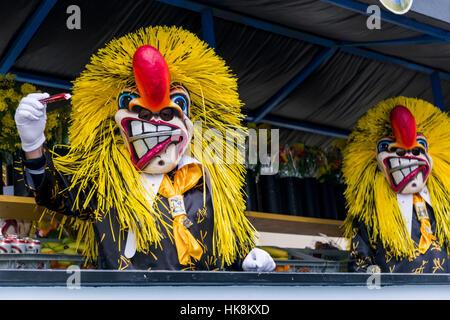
[
  {"x1": 376, "y1": 105, "x2": 433, "y2": 194},
  {"x1": 114, "y1": 45, "x2": 193, "y2": 174}
]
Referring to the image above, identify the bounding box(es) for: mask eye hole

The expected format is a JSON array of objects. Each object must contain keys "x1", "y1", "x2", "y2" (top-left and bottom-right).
[
  {"x1": 392, "y1": 148, "x2": 406, "y2": 156},
  {"x1": 377, "y1": 140, "x2": 392, "y2": 153},
  {"x1": 138, "y1": 108, "x2": 153, "y2": 121},
  {"x1": 411, "y1": 147, "x2": 423, "y2": 156},
  {"x1": 160, "y1": 107, "x2": 176, "y2": 121},
  {"x1": 118, "y1": 91, "x2": 139, "y2": 110}
]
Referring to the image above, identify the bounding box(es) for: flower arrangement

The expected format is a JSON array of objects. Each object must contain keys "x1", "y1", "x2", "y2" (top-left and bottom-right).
[
  {"x1": 279, "y1": 142, "x2": 327, "y2": 178},
  {"x1": 317, "y1": 138, "x2": 346, "y2": 184},
  {"x1": 0, "y1": 74, "x2": 70, "y2": 154}
]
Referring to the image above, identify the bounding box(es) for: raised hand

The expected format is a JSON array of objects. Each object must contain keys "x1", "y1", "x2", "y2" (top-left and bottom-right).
[{"x1": 14, "y1": 93, "x2": 49, "y2": 153}]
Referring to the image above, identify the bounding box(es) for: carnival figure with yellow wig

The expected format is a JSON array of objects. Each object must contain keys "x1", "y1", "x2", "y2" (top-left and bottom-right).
[
  {"x1": 14, "y1": 26, "x2": 275, "y2": 271},
  {"x1": 343, "y1": 97, "x2": 450, "y2": 273}
]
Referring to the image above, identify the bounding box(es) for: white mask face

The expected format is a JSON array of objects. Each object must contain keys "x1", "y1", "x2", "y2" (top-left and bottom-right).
[
  {"x1": 114, "y1": 86, "x2": 193, "y2": 174},
  {"x1": 376, "y1": 134, "x2": 432, "y2": 194}
]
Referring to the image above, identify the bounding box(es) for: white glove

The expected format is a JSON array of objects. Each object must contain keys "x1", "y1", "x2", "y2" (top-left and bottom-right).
[
  {"x1": 242, "y1": 248, "x2": 276, "y2": 272},
  {"x1": 14, "y1": 92, "x2": 49, "y2": 152}
]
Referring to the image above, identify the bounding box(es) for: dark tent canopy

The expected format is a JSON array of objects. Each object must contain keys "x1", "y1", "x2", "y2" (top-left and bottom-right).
[{"x1": 1, "y1": 0, "x2": 449, "y2": 147}]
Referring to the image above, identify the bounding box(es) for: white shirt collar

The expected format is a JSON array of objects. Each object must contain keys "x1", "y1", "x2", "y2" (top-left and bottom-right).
[
  {"x1": 396, "y1": 185, "x2": 432, "y2": 236},
  {"x1": 178, "y1": 155, "x2": 213, "y2": 200},
  {"x1": 177, "y1": 154, "x2": 201, "y2": 169}
]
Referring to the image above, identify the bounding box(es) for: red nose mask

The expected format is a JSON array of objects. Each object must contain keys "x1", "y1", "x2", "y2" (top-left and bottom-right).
[
  {"x1": 390, "y1": 105, "x2": 417, "y2": 150},
  {"x1": 133, "y1": 45, "x2": 171, "y2": 112}
]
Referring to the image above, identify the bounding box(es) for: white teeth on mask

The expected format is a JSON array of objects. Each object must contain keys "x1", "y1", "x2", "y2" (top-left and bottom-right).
[
  {"x1": 144, "y1": 137, "x2": 158, "y2": 149},
  {"x1": 389, "y1": 157, "x2": 427, "y2": 173},
  {"x1": 131, "y1": 121, "x2": 142, "y2": 136},
  {"x1": 143, "y1": 122, "x2": 156, "y2": 133},
  {"x1": 399, "y1": 158, "x2": 409, "y2": 166},
  {"x1": 390, "y1": 158, "x2": 400, "y2": 168},
  {"x1": 388, "y1": 157, "x2": 428, "y2": 186},
  {"x1": 128, "y1": 120, "x2": 178, "y2": 156},
  {"x1": 133, "y1": 140, "x2": 147, "y2": 159},
  {"x1": 401, "y1": 167, "x2": 411, "y2": 176},
  {"x1": 158, "y1": 125, "x2": 171, "y2": 132},
  {"x1": 158, "y1": 136, "x2": 169, "y2": 143},
  {"x1": 392, "y1": 171, "x2": 404, "y2": 185}
]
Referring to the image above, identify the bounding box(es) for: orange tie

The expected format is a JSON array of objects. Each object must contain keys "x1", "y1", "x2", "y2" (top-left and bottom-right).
[
  {"x1": 158, "y1": 163, "x2": 204, "y2": 265},
  {"x1": 412, "y1": 193, "x2": 436, "y2": 254}
]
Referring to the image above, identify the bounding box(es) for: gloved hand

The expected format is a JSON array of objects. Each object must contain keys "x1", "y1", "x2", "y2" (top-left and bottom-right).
[
  {"x1": 14, "y1": 93, "x2": 49, "y2": 152},
  {"x1": 242, "y1": 248, "x2": 276, "y2": 272}
]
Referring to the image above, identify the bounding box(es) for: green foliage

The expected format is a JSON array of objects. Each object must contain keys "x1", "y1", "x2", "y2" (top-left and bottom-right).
[
  {"x1": 0, "y1": 74, "x2": 71, "y2": 155},
  {"x1": 279, "y1": 143, "x2": 326, "y2": 178},
  {"x1": 279, "y1": 139, "x2": 346, "y2": 183}
]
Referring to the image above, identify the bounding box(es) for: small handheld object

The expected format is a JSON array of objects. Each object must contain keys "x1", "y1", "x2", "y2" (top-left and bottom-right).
[{"x1": 39, "y1": 93, "x2": 72, "y2": 104}]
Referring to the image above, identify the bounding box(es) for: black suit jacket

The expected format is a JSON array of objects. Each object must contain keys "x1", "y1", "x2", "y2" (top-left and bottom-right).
[{"x1": 21, "y1": 149, "x2": 240, "y2": 270}]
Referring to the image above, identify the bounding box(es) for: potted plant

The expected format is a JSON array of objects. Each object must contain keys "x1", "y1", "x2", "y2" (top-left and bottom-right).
[
  {"x1": 251, "y1": 123, "x2": 282, "y2": 214},
  {"x1": 278, "y1": 144, "x2": 303, "y2": 216},
  {"x1": 294, "y1": 144, "x2": 325, "y2": 218},
  {"x1": 317, "y1": 138, "x2": 347, "y2": 220}
]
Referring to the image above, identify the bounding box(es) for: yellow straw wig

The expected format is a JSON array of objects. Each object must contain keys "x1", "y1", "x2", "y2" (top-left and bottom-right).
[
  {"x1": 342, "y1": 96, "x2": 450, "y2": 258},
  {"x1": 48, "y1": 26, "x2": 256, "y2": 265}
]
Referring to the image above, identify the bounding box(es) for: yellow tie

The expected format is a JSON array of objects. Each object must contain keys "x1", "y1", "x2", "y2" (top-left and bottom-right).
[
  {"x1": 158, "y1": 163, "x2": 204, "y2": 265},
  {"x1": 413, "y1": 193, "x2": 436, "y2": 254}
]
